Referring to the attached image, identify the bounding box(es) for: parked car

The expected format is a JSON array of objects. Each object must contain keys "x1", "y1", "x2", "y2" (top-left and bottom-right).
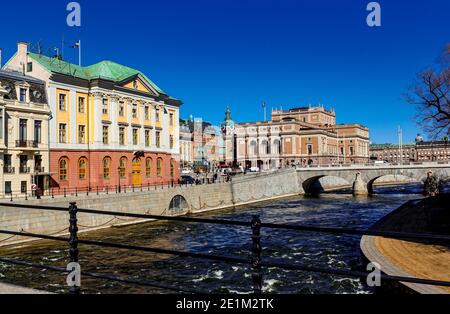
[
  {"x1": 180, "y1": 175, "x2": 196, "y2": 184},
  {"x1": 249, "y1": 167, "x2": 260, "y2": 172}
]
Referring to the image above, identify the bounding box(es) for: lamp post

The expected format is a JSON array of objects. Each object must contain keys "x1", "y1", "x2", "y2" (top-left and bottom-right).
[{"x1": 118, "y1": 167, "x2": 121, "y2": 193}]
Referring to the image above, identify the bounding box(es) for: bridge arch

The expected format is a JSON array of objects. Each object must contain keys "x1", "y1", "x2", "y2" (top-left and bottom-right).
[
  {"x1": 367, "y1": 174, "x2": 422, "y2": 194},
  {"x1": 168, "y1": 195, "x2": 189, "y2": 214},
  {"x1": 302, "y1": 175, "x2": 352, "y2": 195}
]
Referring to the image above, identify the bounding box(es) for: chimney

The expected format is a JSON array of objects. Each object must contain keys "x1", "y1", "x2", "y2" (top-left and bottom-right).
[{"x1": 17, "y1": 41, "x2": 29, "y2": 74}]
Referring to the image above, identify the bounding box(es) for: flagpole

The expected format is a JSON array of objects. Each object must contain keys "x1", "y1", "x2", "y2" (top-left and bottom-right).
[{"x1": 78, "y1": 40, "x2": 81, "y2": 67}]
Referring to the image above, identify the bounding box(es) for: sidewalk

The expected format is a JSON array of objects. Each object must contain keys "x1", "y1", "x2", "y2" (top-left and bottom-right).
[{"x1": 0, "y1": 282, "x2": 51, "y2": 294}]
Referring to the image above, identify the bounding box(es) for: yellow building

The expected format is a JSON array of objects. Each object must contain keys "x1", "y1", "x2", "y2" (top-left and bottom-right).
[{"x1": 5, "y1": 42, "x2": 182, "y2": 190}]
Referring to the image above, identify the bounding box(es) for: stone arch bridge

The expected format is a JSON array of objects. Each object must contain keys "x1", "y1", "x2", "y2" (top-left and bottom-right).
[{"x1": 297, "y1": 163, "x2": 450, "y2": 195}]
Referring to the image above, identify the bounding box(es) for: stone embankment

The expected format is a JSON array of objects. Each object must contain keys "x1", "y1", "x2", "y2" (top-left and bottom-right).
[{"x1": 0, "y1": 169, "x2": 302, "y2": 246}]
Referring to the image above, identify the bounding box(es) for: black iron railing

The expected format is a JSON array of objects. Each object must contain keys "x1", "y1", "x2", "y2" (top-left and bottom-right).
[
  {"x1": 15, "y1": 140, "x2": 39, "y2": 148},
  {"x1": 3, "y1": 166, "x2": 15, "y2": 174},
  {"x1": 0, "y1": 201, "x2": 449, "y2": 294},
  {"x1": 2, "y1": 178, "x2": 231, "y2": 201}
]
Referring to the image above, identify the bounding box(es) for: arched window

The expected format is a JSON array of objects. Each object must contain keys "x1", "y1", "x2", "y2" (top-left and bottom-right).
[
  {"x1": 273, "y1": 140, "x2": 281, "y2": 155},
  {"x1": 103, "y1": 157, "x2": 111, "y2": 179},
  {"x1": 78, "y1": 158, "x2": 87, "y2": 180},
  {"x1": 59, "y1": 157, "x2": 69, "y2": 181},
  {"x1": 119, "y1": 157, "x2": 127, "y2": 178},
  {"x1": 170, "y1": 159, "x2": 175, "y2": 178},
  {"x1": 157, "y1": 158, "x2": 163, "y2": 177},
  {"x1": 250, "y1": 141, "x2": 258, "y2": 156},
  {"x1": 146, "y1": 158, "x2": 152, "y2": 178},
  {"x1": 261, "y1": 140, "x2": 269, "y2": 155}
]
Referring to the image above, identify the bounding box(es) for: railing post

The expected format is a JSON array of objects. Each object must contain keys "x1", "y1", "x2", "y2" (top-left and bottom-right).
[
  {"x1": 64, "y1": 188, "x2": 67, "y2": 198},
  {"x1": 75, "y1": 187, "x2": 78, "y2": 197},
  {"x1": 68, "y1": 202, "x2": 81, "y2": 294},
  {"x1": 51, "y1": 188, "x2": 54, "y2": 199},
  {"x1": 251, "y1": 215, "x2": 262, "y2": 294}
]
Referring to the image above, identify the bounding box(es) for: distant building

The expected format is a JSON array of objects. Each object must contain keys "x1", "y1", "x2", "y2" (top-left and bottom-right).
[
  {"x1": 4, "y1": 42, "x2": 182, "y2": 190},
  {"x1": 369, "y1": 143, "x2": 416, "y2": 163},
  {"x1": 369, "y1": 134, "x2": 450, "y2": 163},
  {"x1": 222, "y1": 105, "x2": 370, "y2": 169},
  {"x1": 415, "y1": 139, "x2": 450, "y2": 162},
  {"x1": 179, "y1": 116, "x2": 224, "y2": 170},
  {"x1": 179, "y1": 118, "x2": 194, "y2": 168},
  {"x1": 0, "y1": 69, "x2": 51, "y2": 196}
]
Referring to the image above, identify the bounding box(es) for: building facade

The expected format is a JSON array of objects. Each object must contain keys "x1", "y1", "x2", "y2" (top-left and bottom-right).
[
  {"x1": 0, "y1": 70, "x2": 51, "y2": 196},
  {"x1": 5, "y1": 42, "x2": 182, "y2": 190},
  {"x1": 180, "y1": 119, "x2": 194, "y2": 168},
  {"x1": 370, "y1": 135, "x2": 450, "y2": 163},
  {"x1": 179, "y1": 117, "x2": 224, "y2": 170},
  {"x1": 222, "y1": 106, "x2": 370, "y2": 169},
  {"x1": 369, "y1": 143, "x2": 416, "y2": 163}
]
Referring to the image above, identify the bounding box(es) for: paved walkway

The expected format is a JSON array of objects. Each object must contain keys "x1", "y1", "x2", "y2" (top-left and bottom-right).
[
  {"x1": 361, "y1": 236, "x2": 449, "y2": 294},
  {"x1": 0, "y1": 282, "x2": 51, "y2": 294},
  {"x1": 361, "y1": 195, "x2": 450, "y2": 294}
]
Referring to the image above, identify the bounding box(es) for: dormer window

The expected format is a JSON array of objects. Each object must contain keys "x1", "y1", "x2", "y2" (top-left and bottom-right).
[
  {"x1": 16, "y1": 81, "x2": 31, "y2": 103},
  {"x1": 19, "y1": 88, "x2": 27, "y2": 102}
]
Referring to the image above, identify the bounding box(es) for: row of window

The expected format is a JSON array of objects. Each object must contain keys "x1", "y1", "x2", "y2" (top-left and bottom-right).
[
  {"x1": 4, "y1": 181, "x2": 28, "y2": 194},
  {"x1": 58, "y1": 157, "x2": 176, "y2": 181},
  {"x1": 58, "y1": 124, "x2": 175, "y2": 148},
  {"x1": 2, "y1": 154, "x2": 43, "y2": 174},
  {"x1": 18, "y1": 119, "x2": 42, "y2": 143},
  {"x1": 58, "y1": 94, "x2": 175, "y2": 126}
]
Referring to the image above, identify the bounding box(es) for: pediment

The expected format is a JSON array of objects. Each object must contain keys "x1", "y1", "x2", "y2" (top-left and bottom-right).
[{"x1": 119, "y1": 75, "x2": 157, "y2": 96}]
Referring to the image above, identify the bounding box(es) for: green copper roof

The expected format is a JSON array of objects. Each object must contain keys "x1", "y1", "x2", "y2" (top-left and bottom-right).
[{"x1": 28, "y1": 52, "x2": 165, "y2": 94}]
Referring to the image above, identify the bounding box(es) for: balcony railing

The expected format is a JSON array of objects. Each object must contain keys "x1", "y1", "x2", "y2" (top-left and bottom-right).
[
  {"x1": 34, "y1": 166, "x2": 45, "y2": 173},
  {"x1": 19, "y1": 166, "x2": 31, "y2": 174},
  {"x1": 3, "y1": 166, "x2": 15, "y2": 174},
  {"x1": 15, "y1": 140, "x2": 39, "y2": 148}
]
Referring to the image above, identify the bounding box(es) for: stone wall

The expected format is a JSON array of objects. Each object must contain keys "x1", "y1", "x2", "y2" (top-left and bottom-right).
[{"x1": 0, "y1": 169, "x2": 301, "y2": 246}]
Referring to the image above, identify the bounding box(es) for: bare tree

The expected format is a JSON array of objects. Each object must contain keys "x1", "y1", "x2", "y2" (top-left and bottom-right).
[{"x1": 406, "y1": 44, "x2": 450, "y2": 139}]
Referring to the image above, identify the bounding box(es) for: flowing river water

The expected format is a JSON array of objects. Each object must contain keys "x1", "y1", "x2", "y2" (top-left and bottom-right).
[{"x1": 0, "y1": 184, "x2": 438, "y2": 294}]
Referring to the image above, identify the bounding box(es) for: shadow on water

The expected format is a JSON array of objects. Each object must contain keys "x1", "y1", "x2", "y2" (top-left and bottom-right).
[{"x1": 0, "y1": 188, "x2": 428, "y2": 294}]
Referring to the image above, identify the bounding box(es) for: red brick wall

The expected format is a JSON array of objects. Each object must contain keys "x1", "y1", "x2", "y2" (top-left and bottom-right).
[{"x1": 49, "y1": 150, "x2": 180, "y2": 190}]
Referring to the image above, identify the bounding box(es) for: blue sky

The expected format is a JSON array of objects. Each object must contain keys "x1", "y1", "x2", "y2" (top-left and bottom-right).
[{"x1": 1, "y1": 0, "x2": 449, "y2": 143}]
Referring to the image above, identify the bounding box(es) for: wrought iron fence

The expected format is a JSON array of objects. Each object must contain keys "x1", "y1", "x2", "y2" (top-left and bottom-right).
[
  {"x1": 0, "y1": 177, "x2": 231, "y2": 201},
  {"x1": 0, "y1": 201, "x2": 449, "y2": 294}
]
